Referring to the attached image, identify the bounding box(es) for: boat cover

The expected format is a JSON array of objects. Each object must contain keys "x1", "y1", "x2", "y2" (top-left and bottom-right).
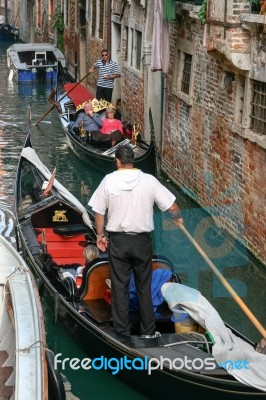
[
  {"x1": 64, "y1": 83, "x2": 94, "y2": 108},
  {"x1": 161, "y1": 282, "x2": 266, "y2": 392},
  {"x1": 21, "y1": 147, "x2": 93, "y2": 229}
]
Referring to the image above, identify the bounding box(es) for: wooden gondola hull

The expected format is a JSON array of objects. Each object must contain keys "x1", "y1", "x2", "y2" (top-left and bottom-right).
[
  {"x1": 54, "y1": 67, "x2": 158, "y2": 175},
  {"x1": 64, "y1": 126, "x2": 157, "y2": 175},
  {"x1": 13, "y1": 240, "x2": 266, "y2": 400},
  {"x1": 0, "y1": 22, "x2": 19, "y2": 41},
  {"x1": 14, "y1": 136, "x2": 266, "y2": 400}
]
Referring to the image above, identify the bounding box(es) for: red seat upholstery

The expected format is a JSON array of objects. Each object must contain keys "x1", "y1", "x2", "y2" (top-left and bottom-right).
[{"x1": 36, "y1": 227, "x2": 85, "y2": 265}]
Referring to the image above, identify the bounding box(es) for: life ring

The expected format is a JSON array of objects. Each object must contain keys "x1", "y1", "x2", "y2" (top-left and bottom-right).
[{"x1": 46, "y1": 349, "x2": 66, "y2": 400}]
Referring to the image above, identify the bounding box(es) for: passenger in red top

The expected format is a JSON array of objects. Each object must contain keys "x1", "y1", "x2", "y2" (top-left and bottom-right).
[{"x1": 100, "y1": 106, "x2": 122, "y2": 146}]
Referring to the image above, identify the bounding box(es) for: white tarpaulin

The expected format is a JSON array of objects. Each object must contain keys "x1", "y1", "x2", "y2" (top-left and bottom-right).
[
  {"x1": 21, "y1": 146, "x2": 93, "y2": 229},
  {"x1": 161, "y1": 282, "x2": 266, "y2": 393}
]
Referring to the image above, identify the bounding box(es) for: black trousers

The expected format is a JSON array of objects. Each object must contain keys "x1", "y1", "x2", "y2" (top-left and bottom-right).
[
  {"x1": 108, "y1": 232, "x2": 155, "y2": 336},
  {"x1": 96, "y1": 86, "x2": 113, "y2": 103}
]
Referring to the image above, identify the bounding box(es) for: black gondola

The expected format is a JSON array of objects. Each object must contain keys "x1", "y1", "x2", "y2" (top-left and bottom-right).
[
  {"x1": 14, "y1": 134, "x2": 266, "y2": 400},
  {"x1": 50, "y1": 66, "x2": 158, "y2": 175},
  {"x1": 0, "y1": 15, "x2": 19, "y2": 41}
]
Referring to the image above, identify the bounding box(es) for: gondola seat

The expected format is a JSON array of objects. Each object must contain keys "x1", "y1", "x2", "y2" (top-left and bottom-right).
[
  {"x1": 35, "y1": 227, "x2": 87, "y2": 265},
  {"x1": 78, "y1": 257, "x2": 178, "y2": 325},
  {"x1": 78, "y1": 259, "x2": 112, "y2": 323}
]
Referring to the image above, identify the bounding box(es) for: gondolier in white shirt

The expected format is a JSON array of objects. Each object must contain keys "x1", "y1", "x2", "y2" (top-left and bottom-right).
[
  {"x1": 88, "y1": 145, "x2": 183, "y2": 338},
  {"x1": 89, "y1": 49, "x2": 120, "y2": 103}
]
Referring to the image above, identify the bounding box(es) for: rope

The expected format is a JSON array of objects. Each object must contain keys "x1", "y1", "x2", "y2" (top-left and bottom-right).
[
  {"x1": 16, "y1": 340, "x2": 48, "y2": 353},
  {"x1": 163, "y1": 332, "x2": 211, "y2": 353},
  {"x1": 2, "y1": 265, "x2": 29, "y2": 300}
]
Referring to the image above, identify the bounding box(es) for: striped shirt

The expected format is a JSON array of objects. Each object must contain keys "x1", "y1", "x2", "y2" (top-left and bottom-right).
[{"x1": 93, "y1": 59, "x2": 120, "y2": 89}]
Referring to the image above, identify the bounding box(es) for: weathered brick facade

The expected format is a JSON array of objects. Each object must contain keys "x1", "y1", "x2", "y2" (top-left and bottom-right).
[{"x1": 162, "y1": 0, "x2": 266, "y2": 263}]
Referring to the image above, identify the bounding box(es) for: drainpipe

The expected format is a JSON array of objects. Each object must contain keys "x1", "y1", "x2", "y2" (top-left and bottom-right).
[
  {"x1": 106, "y1": 0, "x2": 112, "y2": 55},
  {"x1": 160, "y1": 72, "x2": 165, "y2": 154}
]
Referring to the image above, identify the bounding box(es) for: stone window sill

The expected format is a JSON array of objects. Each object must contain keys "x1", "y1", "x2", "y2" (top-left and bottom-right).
[
  {"x1": 241, "y1": 13, "x2": 266, "y2": 29},
  {"x1": 173, "y1": 90, "x2": 193, "y2": 106},
  {"x1": 232, "y1": 122, "x2": 266, "y2": 149}
]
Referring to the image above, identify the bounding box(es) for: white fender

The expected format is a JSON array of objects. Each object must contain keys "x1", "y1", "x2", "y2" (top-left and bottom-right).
[{"x1": 8, "y1": 69, "x2": 13, "y2": 81}]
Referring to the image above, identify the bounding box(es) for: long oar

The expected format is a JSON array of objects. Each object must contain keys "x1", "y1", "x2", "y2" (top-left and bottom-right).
[
  {"x1": 176, "y1": 221, "x2": 266, "y2": 340},
  {"x1": 34, "y1": 71, "x2": 91, "y2": 126}
]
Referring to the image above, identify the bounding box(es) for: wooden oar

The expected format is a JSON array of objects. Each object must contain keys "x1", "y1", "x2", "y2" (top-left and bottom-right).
[
  {"x1": 34, "y1": 71, "x2": 92, "y2": 125},
  {"x1": 176, "y1": 221, "x2": 266, "y2": 340}
]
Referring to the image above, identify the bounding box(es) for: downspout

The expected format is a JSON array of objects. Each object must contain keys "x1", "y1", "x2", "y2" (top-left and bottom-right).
[
  {"x1": 160, "y1": 72, "x2": 165, "y2": 165},
  {"x1": 106, "y1": 0, "x2": 111, "y2": 55}
]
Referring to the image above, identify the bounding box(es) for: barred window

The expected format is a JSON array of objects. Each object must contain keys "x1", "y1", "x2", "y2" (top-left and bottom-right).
[
  {"x1": 127, "y1": 27, "x2": 142, "y2": 71},
  {"x1": 251, "y1": 80, "x2": 266, "y2": 135},
  {"x1": 91, "y1": 0, "x2": 104, "y2": 39},
  {"x1": 98, "y1": 0, "x2": 104, "y2": 39},
  {"x1": 91, "y1": 0, "x2": 96, "y2": 36},
  {"x1": 172, "y1": 38, "x2": 194, "y2": 106},
  {"x1": 124, "y1": 26, "x2": 128, "y2": 62},
  {"x1": 181, "y1": 53, "x2": 192, "y2": 95}
]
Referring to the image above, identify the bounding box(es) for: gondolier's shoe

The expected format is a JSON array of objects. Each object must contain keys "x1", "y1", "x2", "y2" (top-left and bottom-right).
[{"x1": 141, "y1": 331, "x2": 161, "y2": 339}]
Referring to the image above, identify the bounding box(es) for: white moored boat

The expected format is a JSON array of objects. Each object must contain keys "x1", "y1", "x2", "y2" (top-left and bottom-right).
[
  {"x1": 0, "y1": 234, "x2": 66, "y2": 400},
  {"x1": 7, "y1": 43, "x2": 65, "y2": 83}
]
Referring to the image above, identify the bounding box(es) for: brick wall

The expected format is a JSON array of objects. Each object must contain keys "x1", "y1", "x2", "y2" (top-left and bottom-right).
[{"x1": 162, "y1": 16, "x2": 266, "y2": 263}]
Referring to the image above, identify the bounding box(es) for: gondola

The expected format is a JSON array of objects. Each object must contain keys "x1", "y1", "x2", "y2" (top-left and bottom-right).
[
  {"x1": 0, "y1": 16, "x2": 19, "y2": 41},
  {"x1": 50, "y1": 66, "x2": 157, "y2": 175},
  {"x1": 0, "y1": 234, "x2": 66, "y2": 400},
  {"x1": 14, "y1": 135, "x2": 266, "y2": 400}
]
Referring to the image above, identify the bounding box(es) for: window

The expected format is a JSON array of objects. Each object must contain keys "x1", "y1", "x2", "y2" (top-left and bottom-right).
[
  {"x1": 135, "y1": 30, "x2": 142, "y2": 70},
  {"x1": 172, "y1": 39, "x2": 194, "y2": 105},
  {"x1": 91, "y1": 0, "x2": 96, "y2": 36},
  {"x1": 251, "y1": 80, "x2": 266, "y2": 135},
  {"x1": 233, "y1": 76, "x2": 266, "y2": 147},
  {"x1": 98, "y1": 0, "x2": 104, "y2": 39},
  {"x1": 91, "y1": 0, "x2": 105, "y2": 39},
  {"x1": 181, "y1": 53, "x2": 192, "y2": 95},
  {"x1": 124, "y1": 25, "x2": 128, "y2": 62},
  {"x1": 127, "y1": 26, "x2": 142, "y2": 71}
]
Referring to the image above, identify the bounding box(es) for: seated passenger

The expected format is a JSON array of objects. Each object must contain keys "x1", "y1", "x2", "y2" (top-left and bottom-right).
[
  {"x1": 62, "y1": 245, "x2": 99, "y2": 287},
  {"x1": 99, "y1": 106, "x2": 123, "y2": 147},
  {"x1": 72, "y1": 101, "x2": 103, "y2": 142}
]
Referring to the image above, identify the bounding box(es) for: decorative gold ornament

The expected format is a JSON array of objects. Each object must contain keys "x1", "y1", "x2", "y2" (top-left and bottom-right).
[
  {"x1": 80, "y1": 120, "x2": 86, "y2": 137},
  {"x1": 52, "y1": 210, "x2": 68, "y2": 222},
  {"x1": 76, "y1": 98, "x2": 113, "y2": 113}
]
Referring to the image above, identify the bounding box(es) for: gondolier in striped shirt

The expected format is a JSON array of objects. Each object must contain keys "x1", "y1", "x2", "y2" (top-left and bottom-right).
[{"x1": 89, "y1": 49, "x2": 120, "y2": 103}]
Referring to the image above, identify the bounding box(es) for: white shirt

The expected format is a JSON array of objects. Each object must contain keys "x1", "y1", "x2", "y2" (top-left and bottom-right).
[{"x1": 88, "y1": 169, "x2": 176, "y2": 233}]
